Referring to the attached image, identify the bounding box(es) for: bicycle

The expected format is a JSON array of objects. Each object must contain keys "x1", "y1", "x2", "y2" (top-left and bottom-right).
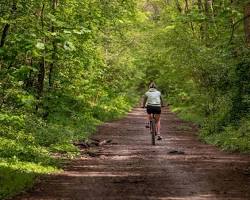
[
  {"x1": 149, "y1": 114, "x2": 157, "y2": 145},
  {"x1": 142, "y1": 106, "x2": 162, "y2": 145}
]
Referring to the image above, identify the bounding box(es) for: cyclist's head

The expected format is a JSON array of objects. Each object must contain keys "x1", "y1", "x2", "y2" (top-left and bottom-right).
[{"x1": 149, "y1": 82, "x2": 156, "y2": 89}]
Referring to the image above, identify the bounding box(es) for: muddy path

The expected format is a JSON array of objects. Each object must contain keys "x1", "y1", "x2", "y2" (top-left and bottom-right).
[{"x1": 14, "y1": 107, "x2": 250, "y2": 200}]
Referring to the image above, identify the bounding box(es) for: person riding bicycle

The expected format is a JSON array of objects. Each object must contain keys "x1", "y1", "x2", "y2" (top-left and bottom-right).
[{"x1": 142, "y1": 82, "x2": 163, "y2": 140}]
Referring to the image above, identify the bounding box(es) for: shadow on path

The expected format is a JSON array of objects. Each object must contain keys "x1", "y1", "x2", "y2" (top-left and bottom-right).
[{"x1": 13, "y1": 107, "x2": 250, "y2": 200}]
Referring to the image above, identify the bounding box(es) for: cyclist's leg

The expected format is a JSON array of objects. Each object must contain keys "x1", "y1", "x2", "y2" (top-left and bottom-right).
[
  {"x1": 154, "y1": 114, "x2": 161, "y2": 134},
  {"x1": 152, "y1": 106, "x2": 161, "y2": 135},
  {"x1": 155, "y1": 114, "x2": 162, "y2": 140},
  {"x1": 144, "y1": 114, "x2": 150, "y2": 127},
  {"x1": 145, "y1": 107, "x2": 152, "y2": 128},
  {"x1": 147, "y1": 114, "x2": 152, "y2": 121}
]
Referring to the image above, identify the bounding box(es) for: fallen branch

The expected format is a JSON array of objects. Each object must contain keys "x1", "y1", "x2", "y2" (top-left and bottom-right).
[
  {"x1": 98, "y1": 139, "x2": 112, "y2": 146},
  {"x1": 73, "y1": 139, "x2": 113, "y2": 149}
]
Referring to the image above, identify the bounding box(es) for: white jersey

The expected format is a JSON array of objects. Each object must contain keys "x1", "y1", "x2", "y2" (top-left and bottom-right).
[{"x1": 145, "y1": 88, "x2": 161, "y2": 107}]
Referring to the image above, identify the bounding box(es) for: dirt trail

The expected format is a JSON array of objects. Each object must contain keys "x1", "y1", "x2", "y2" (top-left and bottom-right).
[{"x1": 14, "y1": 108, "x2": 250, "y2": 200}]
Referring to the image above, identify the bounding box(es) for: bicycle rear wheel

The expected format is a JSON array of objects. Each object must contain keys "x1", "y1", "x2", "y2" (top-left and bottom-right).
[{"x1": 150, "y1": 120, "x2": 156, "y2": 145}]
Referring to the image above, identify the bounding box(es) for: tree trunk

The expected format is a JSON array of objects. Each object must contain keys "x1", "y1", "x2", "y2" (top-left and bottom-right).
[
  {"x1": 203, "y1": 0, "x2": 209, "y2": 39},
  {"x1": 0, "y1": 24, "x2": 10, "y2": 47},
  {"x1": 244, "y1": 3, "x2": 250, "y2": 46},
  {"x1": 206, "y1": 0, "x2": 216, "y2": 26},
  {"x1": 36, "y1": 4, "x2": 46, "y2": 104},
  {"x1": 0, "y1": 0, "x2": 17, "y2": 47},
  {"x1": 24, "y1": 58, "x2": 34, "y2": 89},
  {"x1": 175, "y1": 0, "x2": 182, "y2": 13},
  {"x1": 197, "y1": 0, "x2": 203, "y2": 10},
  {"x1": 37, "y1": 58, "x2": 45, "y2": 98},
  {"x1": 197, "y1": 0, "x2": 205, "y2": 39},
  {"x1": 48, "y1": 0, "x2": 58, "y2": 89},
  {"x1": 185, "y1": 0, "x2": 195, "y2": 33}
]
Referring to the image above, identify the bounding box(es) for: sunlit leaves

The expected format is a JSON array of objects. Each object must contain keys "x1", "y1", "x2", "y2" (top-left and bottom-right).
[
  {"x1": 35, "y1": 42, "x2": 45, "y2": 50},
  {"x1": 63, "y1": 41, "x2": 75, "y2": 51}
]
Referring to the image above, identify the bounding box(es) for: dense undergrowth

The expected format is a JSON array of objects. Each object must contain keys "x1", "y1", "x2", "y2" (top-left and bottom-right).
[
  {"x1": 171, "y1": 105, "x2": 250, "y2": 153},
  {"x1": 0, "y1": 94, "x2": 137, "y2": 199}
]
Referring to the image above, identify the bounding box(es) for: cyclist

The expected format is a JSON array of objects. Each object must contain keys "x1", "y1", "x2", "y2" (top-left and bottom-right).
[{"x1": 142, "y1": 82, "x2": 164, "y2": 140}]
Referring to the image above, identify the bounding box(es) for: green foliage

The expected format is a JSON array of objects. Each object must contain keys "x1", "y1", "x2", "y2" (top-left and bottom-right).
[
  {"x1": 1, "y1": 0, "x2": 250, "y2": 198},
  {"x1": 0, "y1": 0, "x2": 140, "y2": 199},
  {"x1": 201, "y1": 118, "x2": 250, "y2": 152},
  {"x1": 134, "y1": 0, "x2": 250, "y2": 152},
  {"x1": 171, "y1": 105, "x2": 203, "y2": 125}
]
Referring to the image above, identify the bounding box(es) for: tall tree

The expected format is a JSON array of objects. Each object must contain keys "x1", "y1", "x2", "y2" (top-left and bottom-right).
[
  {"x1": 0, "y1": 0, "x2": 17, "y2": 47},
  {"x1": 244, "y1": 2, "x2": 250, "y2": 46}
]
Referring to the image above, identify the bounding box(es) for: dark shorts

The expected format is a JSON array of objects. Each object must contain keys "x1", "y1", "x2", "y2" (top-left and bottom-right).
[{"x1": 146, "y1": 105, "x2": 161, "y2": 114}]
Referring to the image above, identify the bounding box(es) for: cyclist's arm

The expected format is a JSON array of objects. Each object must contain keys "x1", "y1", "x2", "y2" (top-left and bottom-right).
[{"x1": 160, "y1": 95, "x2": 164, "y2": 107}]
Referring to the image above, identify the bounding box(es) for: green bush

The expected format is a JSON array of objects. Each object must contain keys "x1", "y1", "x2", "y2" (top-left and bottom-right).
[
  {"x1": 201, "y1": 118, "x2": 250, "y2": 152},
  {"x1": 0, "y1": 92, "x2": 138, "y2": 199}
]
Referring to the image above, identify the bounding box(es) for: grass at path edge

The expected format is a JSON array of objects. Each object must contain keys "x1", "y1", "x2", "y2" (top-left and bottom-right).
[
  {"x1": 0, "y1": 95, "x2": 138, "y2": 199},
  {"x1": 170, "y1": 105, "x2": 250, "y2": 153}
]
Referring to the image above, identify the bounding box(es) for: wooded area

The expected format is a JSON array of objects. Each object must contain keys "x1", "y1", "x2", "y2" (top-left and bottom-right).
[
  {"x1": 0, "y1": 0, "x2": 249, "y2": 199},
  {"x1": 138, "y1": 0, "x2": 250, "y2": 151}
]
